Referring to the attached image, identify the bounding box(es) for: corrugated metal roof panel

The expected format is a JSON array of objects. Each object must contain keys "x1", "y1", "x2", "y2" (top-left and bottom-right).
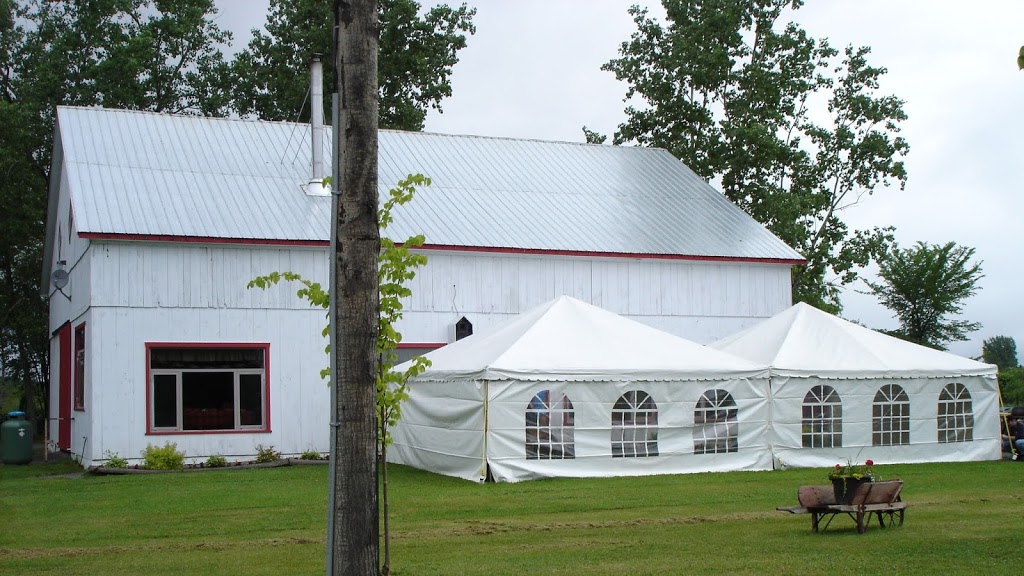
[{"x1": 56, "y1": 106, "x2": 803, "y2": 261}]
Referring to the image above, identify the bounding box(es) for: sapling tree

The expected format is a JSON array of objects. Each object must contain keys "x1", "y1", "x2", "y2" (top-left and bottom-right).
[{"x1": 248, "y1": 174, "x2": 431, "y2": 575}]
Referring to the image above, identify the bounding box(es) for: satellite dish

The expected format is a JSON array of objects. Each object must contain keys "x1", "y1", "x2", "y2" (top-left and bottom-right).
[{"x1": 51, "y1": 268, "x2": 69, "y2": 289}]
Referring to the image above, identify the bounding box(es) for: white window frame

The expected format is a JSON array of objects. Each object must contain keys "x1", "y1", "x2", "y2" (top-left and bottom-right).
[
  {"x1": 937, "y1": 383, "x2": 973, "y2": 443},
  {"x1": 694, "y1": 389, "x2": 738, "y2": 454},
  {"x1": 802, "y1": 385, "x2": 843, "y2": 448},
  {"x1": 150, "y1": 369, "x2": 266, "y2": 432},
  {"x1": 525, "y1": 390, "x2": 575, "y2": 460},
  {"x1": 612, "y1": 390, "x2": 659, "y2": 458},
  {"x1": 872, "y1": 384, "x2": 910, "y2": 446}
]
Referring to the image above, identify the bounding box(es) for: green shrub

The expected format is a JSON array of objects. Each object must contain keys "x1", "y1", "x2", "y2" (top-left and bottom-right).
[
  {"x1": 300, "y1": 449, "x2": 323, "y2": 460},
  {"x1": 254, "y1": 444, "x2": 280, "y2": 463},
  {"x1": 103, "y1": 450, "x2": 128, "y2": 469},
  {"x1": 141, "y1": 442, "x2": 185, "y2": 470},
  {"x1": 205, "y1": 454, "x2": 227, "y2": 468}
]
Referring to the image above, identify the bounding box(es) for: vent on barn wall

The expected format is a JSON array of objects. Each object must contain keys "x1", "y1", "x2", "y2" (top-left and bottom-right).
[
  {"x1": 455, "y1": 317, "x2": 473, "y2": 341},
  {"x1": 447, "y1": 317, "x2": 473, "y2": 342},
  {"x1": 305, "y1": 54, "x2": 330, "y2": 196}
]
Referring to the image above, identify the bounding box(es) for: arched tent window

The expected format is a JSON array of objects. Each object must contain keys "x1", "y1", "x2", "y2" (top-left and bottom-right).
[
  {"x1": 802, "y1": 385, "x2": 842, "y2": 448},
  {"x1": 693, "y1": 389, "x2": 737, "y2": 454},
  {"x1": 525, "y1": 390, "x2": 575, "y2": 459},
  {"x1": 873, "y1": 384, "x2": 910, "y2": 446},
  {"x1": 611, "y1": 390, "x2": 658, "y2": 457},
  {"x1": 937, "y1": 383, "x2": 973, "y2": 443}
]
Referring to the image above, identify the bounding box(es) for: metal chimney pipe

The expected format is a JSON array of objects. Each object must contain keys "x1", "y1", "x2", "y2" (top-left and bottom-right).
[{"x1": 307, "y1": 53, "x2": 327, "y2": 195}]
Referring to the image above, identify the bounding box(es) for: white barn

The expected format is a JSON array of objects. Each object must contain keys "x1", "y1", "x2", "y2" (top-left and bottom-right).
[{"x1": 41, "y1": 105, "x2": 803, "y2": 467}]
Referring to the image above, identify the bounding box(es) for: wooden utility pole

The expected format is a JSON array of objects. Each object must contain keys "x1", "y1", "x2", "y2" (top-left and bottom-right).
[{"x1": 330, "y1": 1, "x2": 379, "y2": 574}]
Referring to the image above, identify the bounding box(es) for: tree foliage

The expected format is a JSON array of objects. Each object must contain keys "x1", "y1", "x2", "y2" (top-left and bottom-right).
[
  {"x1": 602, "y1": 0, "x2": 908, "y2": 312},
  {"x1": 17, "y1": 0, "x2": 232, "y2": 131},
  {"x1": 1000, "y1": 367, "x2": 1024, "y2": 406},
  {"x1": 865, "y1": 241, "x2": 983, "y2": 350},
  {"x1": 248, "y1": 175, "x2": 432, "y2": 435},
  {"x1": 582, "y1": 126, "x2": 607, "y2": 144},
  {"x1": 230, "y1": 0, "x2": 476, "y2": 130},
  {"x1": 983, "y1": 336, "x2": 1018, "y2": 371},
  {"x1": 2, "y1": 0, "x2": 233, "y2": 426}
]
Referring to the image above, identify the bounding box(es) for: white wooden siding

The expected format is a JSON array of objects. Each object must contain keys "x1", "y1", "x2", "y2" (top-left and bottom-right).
[
  {"x1": 47, "y1": 172, "x2": 94, "y2": 456},
  {"x1": 75, "y1": 241, "x2": 792, "y2": 465},
  {"x1": 83, "y1": 306, "x2": 331, "y2": 465},
  {"x1": 89, "y1": 243, "x2": 791, "y2": 344},
  {"x1": 47, "y1": 171, "x2": 92, "y2": 333}
]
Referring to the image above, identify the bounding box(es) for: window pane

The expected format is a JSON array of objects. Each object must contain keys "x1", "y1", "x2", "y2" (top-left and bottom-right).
[
  {"x1": 611, "y1": 390, "x2": 659, "y2": 458},
  {"x1": 694, "y1": 389, "x2": 737, "y2": 454},
  {"x1": 74, "y1": 326, "x2": 86, "y2": 409},
  {"x1": 937, "y1": 383, "x2": 973, "y2": 444},
  {"x1": 239, "y1": 374, "x2": 263, "y2": 426},
  {"x1": 802, "y1": 385, "x2": 842, "y2": 448},
  {"x1": 152, "y1": 348, "x2": 264, "y2": 370},
  {"x1": 153, "y1": 374, "x2": 178, "y2": 428},
  {"x1": 182, "y1": 372, "x2": 234, "y2": 430},
  {"x1": 525, "y1": 390, "x2": 575, "y2": 460}
]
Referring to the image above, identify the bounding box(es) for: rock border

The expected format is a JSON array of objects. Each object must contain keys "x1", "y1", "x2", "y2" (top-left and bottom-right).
[{"x1": 90, "y1": 457, "x2": 329, "y2": 475}]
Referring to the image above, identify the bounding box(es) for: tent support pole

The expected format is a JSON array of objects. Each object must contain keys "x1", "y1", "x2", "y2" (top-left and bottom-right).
[
  {"x1": 997, "y1": 381, "x2": 1017, "y2": 459},
  {"x1": 482, "y1": 380, "x2": 489, "y2": 482}
]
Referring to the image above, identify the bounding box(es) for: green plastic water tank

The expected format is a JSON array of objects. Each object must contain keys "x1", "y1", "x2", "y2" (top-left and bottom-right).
[{"x1": 1, "y1": 411, "x2": 33, "y2": 465}]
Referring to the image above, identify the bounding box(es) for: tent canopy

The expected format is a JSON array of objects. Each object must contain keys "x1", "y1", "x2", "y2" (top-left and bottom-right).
[
  {"x1": 409, "y1": 295, "x2": 768, "y2": 382},
  {"x1": 712, "y1": 302, "x2": 996, "y2": 379}
]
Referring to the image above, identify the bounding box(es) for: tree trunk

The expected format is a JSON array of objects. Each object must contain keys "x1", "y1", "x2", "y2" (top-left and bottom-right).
[
  {"x1": 380, "y1": 403, "x2": 391, "y2": 576},
  {"x1": 331, "y1": 1, "x2": 380, "y2": 575}
]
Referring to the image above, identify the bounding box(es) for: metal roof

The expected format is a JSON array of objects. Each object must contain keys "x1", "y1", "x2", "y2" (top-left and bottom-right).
[{"x1": 54, "y1": 106, "x2": 803, "y2": 262}]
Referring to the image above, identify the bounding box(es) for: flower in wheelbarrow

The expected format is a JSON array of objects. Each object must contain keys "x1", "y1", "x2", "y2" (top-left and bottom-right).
[{"x1": 827, "y1": 459, "x2": 876, "y2": 481}]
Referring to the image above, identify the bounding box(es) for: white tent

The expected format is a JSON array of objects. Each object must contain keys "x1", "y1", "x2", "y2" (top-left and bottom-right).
[
  {"x1": 388, "y1": 296, "x2": 772, "y2": 482},
  {"x1": 711, "y1": 302, "x2": 1001, "y2": 468}
]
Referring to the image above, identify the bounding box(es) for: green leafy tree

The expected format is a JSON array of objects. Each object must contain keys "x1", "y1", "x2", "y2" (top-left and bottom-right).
[
  {"x1": 249, "y1": 175, "x2": 430, "y2": 576},
  {"x1": 983, "y1": 336, "x2": 1018, "y2": 371},
  {"x1": 230, "y1": 0, "x2": 476, "y2": 130},
  {"x1": 865, "y1": 241, "x2": 983, "y2": 350},
  {"x1": 17, "y1": 0, "x2": 232, "y2": 133},
  {"x1": 2, "y1": 0, "x2": 232, "y2": 428},
  {"x1": 602, "y1": 0, "x2": 908, "y2": 312}
]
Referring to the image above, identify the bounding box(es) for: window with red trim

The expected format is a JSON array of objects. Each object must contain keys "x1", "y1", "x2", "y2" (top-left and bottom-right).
[
  {"x1": 148, "y1": 345, "x2": 269, "y2": 433},
  {"x1": 73, "y1": 324, "x2": 85, "y2": 410}
]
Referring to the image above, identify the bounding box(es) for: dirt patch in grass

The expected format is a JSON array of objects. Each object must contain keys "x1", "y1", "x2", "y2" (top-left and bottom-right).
[{"x1": 1, "y1": 536, "x2": 322, "y2": 561}]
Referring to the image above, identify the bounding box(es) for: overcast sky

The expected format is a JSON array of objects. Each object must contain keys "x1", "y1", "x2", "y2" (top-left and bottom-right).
[{"x1": 213, "y1": 0, "x2": 1024, "y2": 359}]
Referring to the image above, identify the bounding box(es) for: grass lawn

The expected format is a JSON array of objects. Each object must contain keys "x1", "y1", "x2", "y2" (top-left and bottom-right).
[{"x1": 2, "y1": 458, "x2": 1022, "y2": 575}]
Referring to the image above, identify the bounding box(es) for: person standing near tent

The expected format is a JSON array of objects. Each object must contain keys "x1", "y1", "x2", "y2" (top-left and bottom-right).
[{"x1": 1002, "y1": 415, "x2": 1024, "y2": 458}]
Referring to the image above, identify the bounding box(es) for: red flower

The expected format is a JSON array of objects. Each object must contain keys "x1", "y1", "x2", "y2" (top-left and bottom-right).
[
  {"x1": 835, "y1": 464, "x2": 842, "y2": 469},
  {"x1": 865, "y1": 459, "x2": 874, "y2": 466}
]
